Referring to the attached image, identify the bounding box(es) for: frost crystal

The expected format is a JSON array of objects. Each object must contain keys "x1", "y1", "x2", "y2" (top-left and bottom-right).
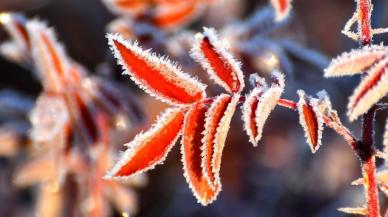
[
  {"x1": 324, "y1": 45, "x2": 387, "y2": 77},
  {"x1": 347, "y1": 56, "x2": 388, "y2": 121},
  {"x1": 107, "y1": 33, "x2": 207, "y2": 106},
  {"x1": 191, "y1": 27, "x2": 245, "y2": 93},
  {"x1": 297, "y1": 90, "x2": 324, "y2": 153},
  {"x1": 106, "y1": 108, "x2": 184, "y2": 179}
]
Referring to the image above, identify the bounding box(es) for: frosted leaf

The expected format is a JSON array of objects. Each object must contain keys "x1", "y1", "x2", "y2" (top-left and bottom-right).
[
  {"x1": 347, "y1": 56, "x2": 388, "y2": 121},
  {"x1": 181, "y1": 102, "x2": 220, "y2": 205},
  {"x1": 201, "y1": 94, "x2": 232, "y2": 187},
  {"x1": 270, "y1": 0, "x2": 292, "y2": 22},
  {"x1": 297, "y1": 90, "x2": 324, "y2": 153},
  {"x1": 191, "y1": 27, "x2": 245, "y2": 93},
  {"x1": 242, "y1": 87, "x2": 263, "y2": 146},
  {"x1": 29, "y1": 94, "x2": 69, "y2": 143},
  {"x1": 338, "y1": 207, "x2": 366, "y2": 215},
  {"x1": 26, "y1": 20, "x2": 71, "y2": 93},
  {"x1": 105, "y1": 108, "x2": 184, "y2": 179},
  {"x1": 324, "y1": 45, "x2": 387, "y2": 77},
  {"x1": 211, "y1": 94, "x2": 239, "y2": 187},
  {"x1": 243, "y1": 71, "x2": 285, "y2": 146},
  {"x1": 249, "y1": 73, "x2": 267, "y2": 89},
  {"x1": 150, "y1": 0, "x2": 204, "y2": 29},
  {"x1": 107, "y1": 33, "x2": 207, "y2": 106}
]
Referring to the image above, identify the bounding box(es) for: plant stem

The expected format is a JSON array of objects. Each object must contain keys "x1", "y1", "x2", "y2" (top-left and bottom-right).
[
  {"x1": 358, "y1": 0, "x2": 373, "y2": 45},
  {"x1": 360, "y1": 106, "x2": 379, "y2": 217}
]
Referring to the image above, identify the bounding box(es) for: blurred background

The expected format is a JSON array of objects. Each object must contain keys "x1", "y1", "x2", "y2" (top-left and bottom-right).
[{"x1": 0, "y1": 0, "x2": 388, "y2": 216}]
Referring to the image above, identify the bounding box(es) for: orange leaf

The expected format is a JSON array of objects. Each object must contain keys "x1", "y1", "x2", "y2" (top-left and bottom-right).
[
  {"x1": 182, "y1": 102, "x2": 220, "y2": 205},
  {"x1": 108, "y1": 34, "x2": 207, "y2": 105},
  {"x1": 151, "y1": 0, "x2": 201, "y2": 29},
  {"x1": 106, "y1": 108, "x2": 184, "y2": 178},
  {"x1": 202, "y1": 94, "x2": 239, "y2": 187},
  {"x1": 297, "y1": 90, "x2": 323, "y2": 153},
  {"x1": 191, "y1": 28, "x2": 245, "y2": 93}
]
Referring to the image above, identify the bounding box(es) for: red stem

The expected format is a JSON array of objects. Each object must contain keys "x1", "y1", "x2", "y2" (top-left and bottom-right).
[{"x1": 358, "y1": 0, "x2": 373, "y2": 45}]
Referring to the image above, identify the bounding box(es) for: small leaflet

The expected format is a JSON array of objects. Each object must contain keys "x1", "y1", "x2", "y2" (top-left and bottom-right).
[
  {"x1": 181, "y1": 102, "x2": 220, "y2": 205},
  {"x1": 191, "y1": 27, "x2": 245, "y2": 93},
  {"x1": 270, "y1": 0, "x2": 292, "y2": 22},
  {"x1": 211, "y1": 94, "x2": 239, "y2": 187},
  {"x1": 107, "y1": 33, "x2": 207, "y2": 106},
  {"x1": 324, "y1": 45, "x2": 387, "y2": 77},
  {"x1": 26, "y1": 20, "x2": 71, "y2": 93},
  {"x1": 201, "y1": 94, "x2": 232, "y2": 187},
  {"x1": 347, "y1": 56, "x2": 388, "y2": 121},
  {"x1": 297, "y1": 90, "x2": 324, "y2": 153},
  {"x1": 106, "y1": 108, "x2": 184, "y2": 179},
  {"x1": 242, "y1": 71, "x2": 285, "y2": 146}
]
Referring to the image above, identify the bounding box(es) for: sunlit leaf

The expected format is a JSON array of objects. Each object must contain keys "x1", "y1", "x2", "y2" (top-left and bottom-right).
[
  {"x1": 108, "y1": 33, "x2": 207, "y2": 105},
  {"x1": 181, "y1": 102, "x2": 220, "y2": 205},
  {"x1": 106, "y1": 108, "x2": 184, "y2": 179},
  {"x1": 191, "y1": 27, "x2": 245, "y2": 93},
  {"x1": 270, "y1": 0, "x2": 292, "y2": 22}
]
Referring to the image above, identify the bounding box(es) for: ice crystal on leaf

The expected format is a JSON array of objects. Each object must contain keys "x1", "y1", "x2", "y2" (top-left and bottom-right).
[
  {"x1": 270, "y1": 0, "x2": 292, "y2": 22},
  {"x1": 107, "y1": 33, "x2": 207, "y2": 106},
  {"x1": 348, "y1": 56, "x2": 388, "y2": 121},
  {"x1": 325, "y1": 44, "x2": 388, "y2": 121},
  {"x1": 191, "y1": 27, "x2": 245, "y2": 94},
  {"x1": 324, "y1": 45, "x2": 387, "y2": 77},
  {"x1": 297, "y1": 90, "x2": 324, "y2": 153}
]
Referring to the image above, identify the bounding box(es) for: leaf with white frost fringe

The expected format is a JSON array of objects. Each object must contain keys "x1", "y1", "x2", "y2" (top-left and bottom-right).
[
  {"x1": 106, "y1": 108, "x2": 184, "y2": 179},
  {"x1": 242, "y1": 71, "x2": 285, "y2": 146},
  {"x1": 107, "y1": 33, "x2": 207, "y2": 106},
  {"x1": 191, "y1": 27, "x2": 245, "y2": 93},
  {"x1": 338, "y1": 207, "x2": 366, "y2": 215},
  {"x1": 27, "y1": 20, "x2": 71, "y2": 93},
  {"x1": 347, "y1": 56, "x2": 388, "y2": 121},
  {"x1": 297, "y1": 90, "x2": 324, "y2": 153},
  {"x1": 211, "y1": 94, "x2": 239, "y2": 187},
  {"x1": 181, "y1": 102, "x2": 220, "y2": 205},
  {"x1": 270, "y1": 0, "x2": 292, "y2": 22},
  {"x1": 201, "y1": 94, "x2": 232, "y2": 187},
  {"x1": 324, "y1": 45, "x2": 387, "y2": 77}
]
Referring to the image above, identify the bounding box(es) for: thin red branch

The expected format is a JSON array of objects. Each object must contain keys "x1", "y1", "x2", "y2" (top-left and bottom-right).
[{"x1": 358, "y1": 0, "x2": 373, "y2": 45}]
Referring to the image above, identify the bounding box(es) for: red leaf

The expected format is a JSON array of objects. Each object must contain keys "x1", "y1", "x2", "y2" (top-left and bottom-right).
[
  {"x1": 108, "y1": 34, "x2": 207, "y2": 105},
  {"x1": 191, "y1": 28, "x2": 245, "y2": 93},
  {"x1": 297, "y1": 90, "x2": 323, "y2": 153},
  {"x1": 202, "y1": 94, "x2": 239, "y2": 187},
  {"x1": 106, "y1": 108, "x2": 184, "y2": 178},
  {"x1": 182, "y1": 102, "x2": 220, "y2": 205},
  {"x1": 348, "y1": 56, "x2": 388, "y2": 121}
]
